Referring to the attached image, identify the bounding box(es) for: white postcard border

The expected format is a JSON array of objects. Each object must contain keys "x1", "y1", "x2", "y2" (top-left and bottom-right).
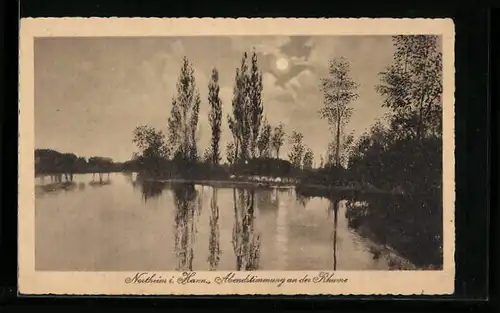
[{"x1": 18, "y1": 17, "x2": 455, "y2": 295}]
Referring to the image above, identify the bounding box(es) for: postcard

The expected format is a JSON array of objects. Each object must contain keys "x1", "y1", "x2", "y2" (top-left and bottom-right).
[{"x1": 18, "y1": 17, "x2": 455, "y2": 295}]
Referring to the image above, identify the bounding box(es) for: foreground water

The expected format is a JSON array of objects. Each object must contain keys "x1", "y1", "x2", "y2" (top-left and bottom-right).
[{"x1": 35, "y1": 172, "x2": 407, "y2": 271}]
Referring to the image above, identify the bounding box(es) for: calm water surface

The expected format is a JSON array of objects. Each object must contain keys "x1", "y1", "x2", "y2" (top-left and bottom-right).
[{"x1": 35, "y1": 173, "x2": 393, "y2": 271}]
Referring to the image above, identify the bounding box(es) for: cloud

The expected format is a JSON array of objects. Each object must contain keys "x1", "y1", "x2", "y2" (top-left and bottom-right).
[
  {"x1": 35, "y1": 36, "x2": 397, "y2": 163},
  {"x1": 262, "y1": 72, "x2": 297, "y2": 104},
  {"x1": 289, "y1": 55, "x2": 309, "y2": 66},
  {"x1": 285, "y1": 69, "x2": 318, "y2": 92},
  {"x1": 280, "y1": 36, "x2": 313, "y2": 60},
  {"x1": 230, "y1": 36, "x2": 291, "y2": 58}
]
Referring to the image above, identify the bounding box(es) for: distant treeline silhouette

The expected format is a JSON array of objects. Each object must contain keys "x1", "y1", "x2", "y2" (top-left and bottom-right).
[
  {"x1": 122, "y1": 154, "x2": 293, "y2": 181},
  {"x1": 35, "y1": 148, "x2": 125, "y2": 176}
]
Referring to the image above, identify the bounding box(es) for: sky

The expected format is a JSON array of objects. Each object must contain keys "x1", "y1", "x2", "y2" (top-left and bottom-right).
[{"x1": 34, "y1": 35, "x2": 396, "y2": 163}]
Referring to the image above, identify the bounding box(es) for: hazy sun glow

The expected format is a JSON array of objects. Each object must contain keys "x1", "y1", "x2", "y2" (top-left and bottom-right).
[{"x1": 276, "y1": 57, "x2": 289, "y2": 71}]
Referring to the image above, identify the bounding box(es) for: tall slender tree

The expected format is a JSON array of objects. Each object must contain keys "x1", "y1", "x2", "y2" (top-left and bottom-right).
[
  {"x1": 228, "y1": 53, "x2": 249, "y2": 162},
  {"x1": 208, "y1": 68, "x2": 223, "y2": 164},
  {"x1": 168, "y1": 56, "x2": 201, "y2": 163},
  {"x1": 248, "y1": 51, "x2": 264, "y2": 158},
  {"x1": 319, "y1": 57, "x2": 359, "y2": 167},
  {"x1": 228, "y1": 51, "x2": 264, "y2": 162}
]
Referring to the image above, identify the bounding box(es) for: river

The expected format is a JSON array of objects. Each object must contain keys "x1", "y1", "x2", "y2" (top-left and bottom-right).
[{"x1": 34, "y1": 172, "x2": 416, "y2": 271}]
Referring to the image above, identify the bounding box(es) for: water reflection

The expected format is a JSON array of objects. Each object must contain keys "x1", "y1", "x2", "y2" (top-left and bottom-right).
[
  {"x1": 140, "y1": 180, "x2": 167, "y2": 202},
  {"x1": 208, "y1": 188, "x2": 221, "y2": 270},
  {"x1": 329, "y1": 199, "x2": 340, "y2": 271},
  {"x1": 296, "y1": 193, "x2": 310, "y2": 207},
  {"x1": 78, "y1": 182, "x2": 86, "y2": 190},
  {"x1": 36, "y1": 176, "x2": 79, "y2": 195},
  {"x1": 232, "y1": 188, "x2": 261, "y2": 271},
  {"x1": 91, "y1": 172, "x2": 111, "y2": 183},
  {"x1": 88, "y1": 180, "x2": 112, "y2": 187},
  {"x1": 256, "y1": 188, "x2": 279, "y2": 211},
  {"x1": 172, "y1": 183, "x2": 199, "y2": 271},
  {"x1": 35, "y1": 173, "x2": 441, "y2": 271}
]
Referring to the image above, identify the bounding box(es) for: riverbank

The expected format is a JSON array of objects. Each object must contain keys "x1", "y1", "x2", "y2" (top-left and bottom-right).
[
  {"x1": 355, "y1": 227, "x2": 417, "y2": 270},
  {"x1": 140, "y1": 177, "x2": 295, "y2": 190},
  {"x1": 35, "y1": 181, "x2": 76, "y2": 192},
  {"x1": 295, "y1": 183, "x2": 406, "y2": 197},
  {"x1": 345, "y1": 199, "x2": 443, "y2": 270},
  {"x1": 138, "y1": 176, "x2": 406, "y2": 197},
  {"x1": 35, "y1": 179, "x2": 111, "y2": 195}
]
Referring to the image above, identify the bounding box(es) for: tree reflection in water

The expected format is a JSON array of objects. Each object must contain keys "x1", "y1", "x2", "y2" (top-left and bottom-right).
[
  {"x1": 172, "y1": 183, "x2": 199, "y2": 271},
  {"x1": 232, "y1": 188, "x2": 261, "y2": 271},
  {"x1": 208, "y1": 188, "x2": 221, "y2": 270},
  {"x1": 140, "y1": 180, "x2": 166, "y2": 203},
  {"x1": 88, "y1": 176, "x2": 112, "y2": 187},
  {"x1": 328, "y1": 198, "x2": 340, "y2": 271},
  {"x1": 256, "y1": 187, "x2": 279, "y2": 211},
  {"x1": 296, "y1": 193, "x2": 309, "y2": 207}
]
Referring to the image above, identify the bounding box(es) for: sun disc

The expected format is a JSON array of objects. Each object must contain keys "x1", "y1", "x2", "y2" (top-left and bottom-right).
[{"x1": 276, "y1": 57, "x2": 289, "y2": 71}]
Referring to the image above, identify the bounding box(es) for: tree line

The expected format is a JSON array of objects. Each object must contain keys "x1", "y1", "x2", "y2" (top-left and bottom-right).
[
  {"x1": 35, "y1": 148, "x2": 123, "y2": 177},
  {"x1": 131, "y1": 49, "x2": 341, "y2": 179},
  {"x1": 131, "y1": 51, "x2": 292, "y2": 179},
  {"x1": 294, "y1": 35, "x2": 443, "y2": 198},
  {"x1": 306, "y1": 35, "x2": 443, "y2": 268},
  {"x1": 132, "y1": 35, "x2": 442, "y2": 196}
]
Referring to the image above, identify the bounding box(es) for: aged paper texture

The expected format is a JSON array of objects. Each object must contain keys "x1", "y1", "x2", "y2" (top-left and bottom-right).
[{"x1": 19, "y1": 17, "x2": 455, "y2": 295}]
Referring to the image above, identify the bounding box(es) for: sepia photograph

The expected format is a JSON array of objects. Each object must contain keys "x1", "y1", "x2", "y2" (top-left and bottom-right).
[{"x1": 19, "y1": 18, "x2": 455, "y2": 295}]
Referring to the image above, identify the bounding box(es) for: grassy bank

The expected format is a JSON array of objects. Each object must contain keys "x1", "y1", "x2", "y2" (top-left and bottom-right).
[{"x1": 344, "y1": 194, "x2": 443, "y2": 269}]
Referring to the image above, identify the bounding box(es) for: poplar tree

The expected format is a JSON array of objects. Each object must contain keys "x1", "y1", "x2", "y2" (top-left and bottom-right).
[
  {"x1": 168, "y1": 57, "x2": 201, "y2": 163},
  {"x1": 228, "y1": 51, "x2": 264, "y2": 162},
  {"x1": 208, "y1": 68, "x2": 222, "y2": 164}
]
